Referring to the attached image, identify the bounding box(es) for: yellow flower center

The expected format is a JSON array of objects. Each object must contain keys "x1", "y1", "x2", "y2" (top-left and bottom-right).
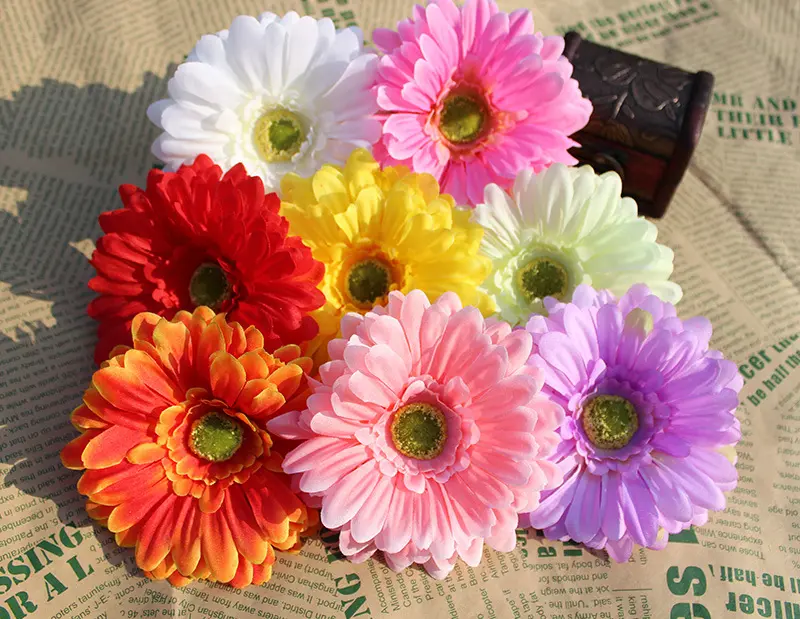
[
  {"x1": 581, "y1": 395, "x2": 639, "y2": 450},
  {"x1": 253, "y1": 108, "x2": 306, "y2": 162},
  {"x1": 188, "y1": 412, "x2": 244, "y2": 462},
  {"x1": 624, "y1": 308, "x2": 655, "y2": 337},
  {"x1": 516, "y1": 256, "x2": 570, "y2": 303},
  {"x1": 390, "y1": 403, "x2": 447, "y2": 460},
  {"x1": 439, "y1": 92, "x2": 487, "y2": 144},
  {"x1": 189, "y1": 262, "x2": 230, "y2": 310},
  {"x1": 345, "y1": 258, "x2": 392, "y2": 308}
]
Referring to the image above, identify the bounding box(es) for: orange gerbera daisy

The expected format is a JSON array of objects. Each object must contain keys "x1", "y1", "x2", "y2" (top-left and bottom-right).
[{"x1": 61, "y1": 307, "x2": 318, "y2": 588}]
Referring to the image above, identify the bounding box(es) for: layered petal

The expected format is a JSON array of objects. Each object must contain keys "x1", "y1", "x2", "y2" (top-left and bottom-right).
[
  {"x1": 63, "y1": 307, "x2": 317, "y2": 589},
  {"x1": 272, "y1": 290, "x2": 562, "y2": 579},
  {"x1": 473, "y1": 165, "x2": 681, "y2": 324},
  {"x1": 373, "y1": 0, "x2": 591, "y2": 205},
  {"x1": 522, "y1": 285, "x2": 741, "y2": 561},
  {"x1": 149, "y1": 11, "x2": 379, "y2": 193},
  {"x1": 280, "y1": 149, "x2": 492, "y2": 367},
  {"x1": 89, "y1": 155, "x2": 325, "y2": 366}
]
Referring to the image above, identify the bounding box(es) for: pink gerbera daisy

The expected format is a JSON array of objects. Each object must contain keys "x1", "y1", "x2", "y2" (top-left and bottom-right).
[
  {"x1": 372, "y1": 0, "x2": 592, "y2": 206},
  {"x1": 268, "y1": 290, "x2": 563, "y2": 578},
  {"x1": 522, "y1": 285, "x2": 742, "y2": 561}
]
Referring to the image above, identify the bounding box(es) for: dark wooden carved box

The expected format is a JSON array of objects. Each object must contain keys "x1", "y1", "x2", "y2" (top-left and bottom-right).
[{"x1": 563, "y1": 32, "x2": 714, "y2": 218}]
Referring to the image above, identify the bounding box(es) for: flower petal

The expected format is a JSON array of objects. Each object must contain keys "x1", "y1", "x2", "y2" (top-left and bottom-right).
[
  {"x1": 170, "y1": 496, "x2": 202, "y2": 576},
  {"x1": 210, "y1": 352, "x2": 247, "y2": 406},
  {"x1": 223, "y1": 487, "x2": 269, "y2": 565},
  {"x1": 82, "y1": 426, "x2": 150, "y2": 470},
  {"x1": 136, "y1": 494, "x2": 179, "y2": 571},
  {"x1": 321, "y1": 460, "x2": 381, "y2": 530},
  {"x1": 200, "y1": 510, "x2": 239, "y2": 583},
  {"x1": 107, "y1": 478, "x2": 170, "y2": 533}
]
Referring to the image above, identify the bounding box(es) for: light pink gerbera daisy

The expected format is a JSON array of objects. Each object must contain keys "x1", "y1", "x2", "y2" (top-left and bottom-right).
[
  {"x1": 372, "y1": 0, "x2": 592, "y2": 206},
  {"x1": 268, "y1": 290, "x2": 564, "y2": 578}
]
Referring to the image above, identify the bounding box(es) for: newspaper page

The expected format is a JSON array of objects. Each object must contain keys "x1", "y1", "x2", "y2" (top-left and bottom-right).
[{"x1": 1, "y1": 0, "x2": 799, "y2": 617}]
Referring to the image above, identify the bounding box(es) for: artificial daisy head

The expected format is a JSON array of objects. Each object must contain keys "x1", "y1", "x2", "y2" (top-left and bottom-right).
[
  {"x1": 521, "y1": 285, "x2": 742, "y2": 561},
  {"x1": 147, "y1": 13, "x2": 379, "y2": 193},
  {"x1": 61, "y1": 307, "x2": 318, "y2": 588},
  {"x1": 280, "y1": 148, "x2": 493, "y2": 365},
  {"x1": 473, "y1": 164, "x2": 682, "y2": 325},
  {"x1": 88, "y1": 155, "x2": 325, "y2": 365},
  {"x1": 268, "y1": 290, "x2": 564, "y2": 579},
  {"x1": 372, "y1": 0, "x2": 592, "y2": 206}
]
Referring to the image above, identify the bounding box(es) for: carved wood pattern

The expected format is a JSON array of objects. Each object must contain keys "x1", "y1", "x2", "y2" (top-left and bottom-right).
[{"x1": 570, "y1": 41, "x2": 695, "y2": 157}]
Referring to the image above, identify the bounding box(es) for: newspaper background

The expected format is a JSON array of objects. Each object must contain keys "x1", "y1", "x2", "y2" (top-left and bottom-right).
[{"x1": 1, "y1": 0, "x2": 799, "y2": 617}]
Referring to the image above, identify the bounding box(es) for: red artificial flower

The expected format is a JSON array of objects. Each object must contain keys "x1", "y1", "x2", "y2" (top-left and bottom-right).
[{"x1": 88, "y1": 155, "x2": 325, "y2": 365}]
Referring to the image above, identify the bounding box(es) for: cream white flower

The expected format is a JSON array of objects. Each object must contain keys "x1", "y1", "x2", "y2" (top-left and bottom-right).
[
  {"x1": 472, "y1": 164, "x2": 682, "y2": 324},
  {"x1": 147, "y1": 12, "x2": 380, "y2": 193}
]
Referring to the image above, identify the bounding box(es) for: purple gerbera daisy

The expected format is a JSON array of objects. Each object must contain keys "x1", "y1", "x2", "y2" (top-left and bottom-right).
[{"x1": 521, "y1": 284, "x2": 742, "y2": 561}]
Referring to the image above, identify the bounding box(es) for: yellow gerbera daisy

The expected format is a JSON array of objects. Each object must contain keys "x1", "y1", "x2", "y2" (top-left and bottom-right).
[{"x1": 280, "y1": 149, "x2": 493, "y2": 365}]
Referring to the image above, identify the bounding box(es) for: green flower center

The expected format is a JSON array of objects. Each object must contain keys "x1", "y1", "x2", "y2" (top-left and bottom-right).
[
  {"x1": 253, "y1": 108, "x2": 306, "y2": 162},
  {"x1": 346, "y1": 259, "x2": 392, "y2": 308},
  {"x1": 516, "y1": 256, "x2": 570, "y2": 303},
  {"x1": 439, "y1": 93, "x2": 487, "y2": 144},
  {"x1": 581, "y1": 395, "x2": 639, "y2": 450},
  {"x1": 189, "y1": 262, "x2": 231, "y2": 310},
  {"x1": 188, "y1": 412, "x2": 244, "y2": 462},
  {"x1": 390, "y1": 403, "x2": 448, "y2": 460}
]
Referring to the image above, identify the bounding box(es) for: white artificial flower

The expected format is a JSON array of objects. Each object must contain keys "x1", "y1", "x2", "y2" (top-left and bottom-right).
[
  {"x1": 147, "y1": 12, "x2": 380, "y2": 193},
  {"x1": 472, "y1": 164, "x2": 682, "y2": 324}
]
